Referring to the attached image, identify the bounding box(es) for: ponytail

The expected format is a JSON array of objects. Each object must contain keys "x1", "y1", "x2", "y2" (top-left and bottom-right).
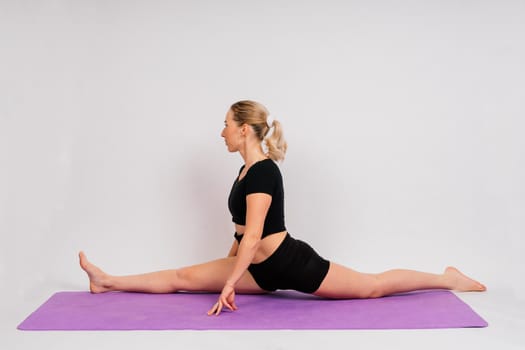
[{"x1": 265, "y1": 119, "x2": 287, "y2": 162}]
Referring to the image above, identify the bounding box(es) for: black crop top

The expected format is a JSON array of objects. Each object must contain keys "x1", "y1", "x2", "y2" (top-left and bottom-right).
[{"x1": 228, "y1": 158, "x2": 286, "y2": 239}]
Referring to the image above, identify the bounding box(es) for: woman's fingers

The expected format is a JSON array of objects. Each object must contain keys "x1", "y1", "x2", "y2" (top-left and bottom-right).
[
  {"x1": 226, "y1": 295, "x2": 237, "y2": 311},
  {"x1": 207, "y1": 302, "x2": 222, "y2": 316},
  {"x1": 207, "y1": 285, "x2": 238, "y2": 316},
  {"x1": 213, "y1": 302, "x2": 221, "y2": 316},
  {"x1": 207, "y1": 298, "x2": 237, "y2": 316},
  {"x1": 222, "y1": 298, "x2": 233, "y2": 312},
  {"x1": 230, "y1": 300, "x2": 238, "y2": 311}
]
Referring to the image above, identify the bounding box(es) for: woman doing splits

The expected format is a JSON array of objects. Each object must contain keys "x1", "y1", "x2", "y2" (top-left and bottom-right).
[{"x1": 79, "y1": 100, "x2": 486, "y2": 316}]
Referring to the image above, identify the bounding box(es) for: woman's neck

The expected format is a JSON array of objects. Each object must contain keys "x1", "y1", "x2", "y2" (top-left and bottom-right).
[{"x1": 239, "y1": 144, "x2": 267, "y2": 167}]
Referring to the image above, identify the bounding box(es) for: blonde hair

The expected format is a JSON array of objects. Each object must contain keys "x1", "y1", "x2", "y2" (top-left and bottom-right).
[{"x1": 230, "y1": 100, "x2": 287, "y2": 162}]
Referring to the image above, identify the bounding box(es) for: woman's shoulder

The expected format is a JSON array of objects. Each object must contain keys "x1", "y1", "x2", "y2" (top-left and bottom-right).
[
  {"x1": 247, "y1": 158, "x2": 281, "y2": 179},
  {"x1": 244, "y1": 159, "x2": 282, "y2": 192},
  {"x1": 253, "y1": 158, "x2": 279, "y2": 171}
]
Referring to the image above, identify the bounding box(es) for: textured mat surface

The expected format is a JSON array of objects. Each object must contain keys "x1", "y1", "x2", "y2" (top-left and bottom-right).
[{"x1": 18, "y1": 290, "x2": 487, "y2": 330}]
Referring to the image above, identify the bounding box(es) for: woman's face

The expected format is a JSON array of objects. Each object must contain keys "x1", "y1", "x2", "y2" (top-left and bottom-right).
[{"x1": 221, "y1": 109, "x2": 243, "y2": 153}]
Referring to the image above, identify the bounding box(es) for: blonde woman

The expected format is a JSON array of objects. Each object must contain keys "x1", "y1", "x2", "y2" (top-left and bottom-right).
[{"x1": 80, "y1": 100, "x2": 486, "y2": 316}]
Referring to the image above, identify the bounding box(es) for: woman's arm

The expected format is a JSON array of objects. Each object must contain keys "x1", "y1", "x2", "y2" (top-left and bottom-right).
[
  {"x1": 225, "y1": 193, "x2": 271, "y2": 286},
  {"x1": 227, "y1": 240, "x2": 239, "y2": 257},
  {"x1": 208, "y1": 193, "x2": 271, "y2": 315}
]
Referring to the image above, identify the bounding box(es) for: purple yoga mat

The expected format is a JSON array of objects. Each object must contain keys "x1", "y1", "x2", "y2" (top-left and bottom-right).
[{"x1": 18, "y1": 290, "x2": 487, "y2": 330}]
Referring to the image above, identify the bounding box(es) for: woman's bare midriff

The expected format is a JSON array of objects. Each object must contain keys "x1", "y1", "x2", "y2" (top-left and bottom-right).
[{"x1": 235, "y1": 224, "x2": 287, "y2": 264}]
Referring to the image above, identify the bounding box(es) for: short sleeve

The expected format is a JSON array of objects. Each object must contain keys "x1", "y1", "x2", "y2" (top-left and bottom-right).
[{"x1": 245, "y1": 161, "x2": 277, "y2": 196}]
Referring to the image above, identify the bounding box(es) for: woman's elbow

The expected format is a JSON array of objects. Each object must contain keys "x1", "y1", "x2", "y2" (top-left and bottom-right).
[{"x1": 242, "y1": 234, "x2": 261, "y2": 251}]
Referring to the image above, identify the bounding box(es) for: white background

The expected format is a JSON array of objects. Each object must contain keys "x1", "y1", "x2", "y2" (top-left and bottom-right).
[{"x1": 1, "y1": 1, "x2": 524, "y2": 349}]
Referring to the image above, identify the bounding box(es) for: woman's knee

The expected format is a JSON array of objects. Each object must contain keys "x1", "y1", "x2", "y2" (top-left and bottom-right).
[
  {"x1": 175, "y1": 268, "x2": 194, "y2": 289},
  {"x1": 361, "y1": 275, "x2": 384, "y2": 298},
  {"x1": 175, "y1": 265, "x2": 222, "y2": 291}
]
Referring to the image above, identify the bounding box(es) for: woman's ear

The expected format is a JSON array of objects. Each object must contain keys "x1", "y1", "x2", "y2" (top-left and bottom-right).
[{"x1": 240, "y1": 123, "x2": 248, "y2": 136}]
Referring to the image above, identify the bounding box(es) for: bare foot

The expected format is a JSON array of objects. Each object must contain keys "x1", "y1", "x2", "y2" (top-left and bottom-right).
[
  {"x1": 444, "y1": 266, "x2": 486, "y2": 292},
  {"x1": 79, "y1": 251, "x2": 113, "y2": 293}
]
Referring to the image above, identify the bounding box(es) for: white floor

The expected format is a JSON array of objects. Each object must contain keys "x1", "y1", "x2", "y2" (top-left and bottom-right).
[{"x1": 3, "y1": 287, "x2": 524, "y2": 350}]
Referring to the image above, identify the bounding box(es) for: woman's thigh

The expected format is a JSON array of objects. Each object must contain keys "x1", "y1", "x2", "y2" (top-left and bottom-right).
[
  {"x1": 176, "y1": 257, "x2": 266, "y2": 294},
  {"x1": 313, "y1": 262, "x2": 379, "y2": 299}
]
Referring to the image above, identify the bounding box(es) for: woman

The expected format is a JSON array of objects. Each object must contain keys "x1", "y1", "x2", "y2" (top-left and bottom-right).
[{"x1": 79, "y1": 100, "x2": 486, "y2": 316}]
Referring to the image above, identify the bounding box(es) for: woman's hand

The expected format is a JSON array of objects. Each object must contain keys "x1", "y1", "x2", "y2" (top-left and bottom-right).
[{"x1": 207, "y1": 283, "x2": 237, "y2": 316}]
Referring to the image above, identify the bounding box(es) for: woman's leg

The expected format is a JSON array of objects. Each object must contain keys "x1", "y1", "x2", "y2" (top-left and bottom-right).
[
  {"x1": 79, "y1": 251, "x2": 265, "y2": 294},
  {"x1": 314, "y1": 262, "x2": 486, "y2": 299}
]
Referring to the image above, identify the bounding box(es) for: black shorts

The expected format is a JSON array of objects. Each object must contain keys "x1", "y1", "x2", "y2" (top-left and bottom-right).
[{"x1": 247, "y1": 233, "x2": 330, "y2": 293}]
